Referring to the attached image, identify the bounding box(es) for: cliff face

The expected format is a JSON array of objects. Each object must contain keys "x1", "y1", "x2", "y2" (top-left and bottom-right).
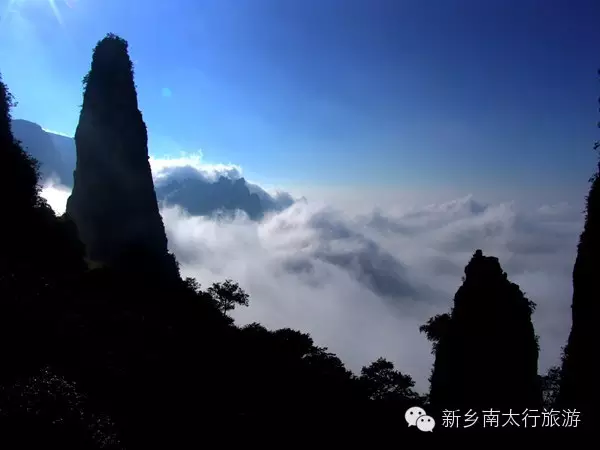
[
  {"x1": 66, "y1": 34, "x2": 178, "y2": 279},
  {"x1": 558, "y1": 164, "x2": 600, "y2": 419},
  {"x1": 557, "y1": 78, "x2": 600, "y2": 428}
]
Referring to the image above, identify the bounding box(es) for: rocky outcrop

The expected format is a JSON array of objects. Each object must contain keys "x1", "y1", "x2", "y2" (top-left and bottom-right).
[
  {"x1": 424, "y1": 250, "x2": 540, "y2": 411},
  {"x1": 557, "y1": 77, "x2": 600, "y2": 430},
  {"x1": 66, "y1": 34, "x2": 178, "y2": 280},
  {"x1": 558, "y1": 154, "x2": 600, "y2": 420}
]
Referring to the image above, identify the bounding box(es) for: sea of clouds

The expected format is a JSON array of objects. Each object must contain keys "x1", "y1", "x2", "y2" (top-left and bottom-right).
[{"x1": 40, "y1": 157, "x2": 583, "y2": 392}]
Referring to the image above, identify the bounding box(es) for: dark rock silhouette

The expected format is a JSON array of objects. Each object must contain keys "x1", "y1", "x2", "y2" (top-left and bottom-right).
[
  {"x1": 65, "y1": 34, "x2": 178, "y2": 279},
  {"x1": 558, "y1": 71, "x2": 600, "y2": 428},
  {"x1": 421, "y1": 250, "x2": 541, "y2": 414}
]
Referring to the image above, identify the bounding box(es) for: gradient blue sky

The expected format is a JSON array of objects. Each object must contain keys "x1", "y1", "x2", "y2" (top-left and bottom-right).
[{"x1": 1, "y1": 0, "x2": 599, "y2": 195}]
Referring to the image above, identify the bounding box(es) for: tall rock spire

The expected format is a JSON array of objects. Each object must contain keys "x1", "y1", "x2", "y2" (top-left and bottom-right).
[
  {"x1": 422, "y1": 250, "x2": 540, "y2": 412},
  {"x1": 66, "y1": 34, "x2": 178, "y2": 280}
]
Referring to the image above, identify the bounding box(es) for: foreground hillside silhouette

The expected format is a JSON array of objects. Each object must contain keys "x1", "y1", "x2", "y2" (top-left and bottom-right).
[{"x1": 0, "y1": 34, "x2": 592, "y2": 446}]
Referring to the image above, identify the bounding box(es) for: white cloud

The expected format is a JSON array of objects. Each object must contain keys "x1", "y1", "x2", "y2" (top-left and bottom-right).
[
  {"x1": 40, "y1": 180, "x2": 582, "y2": 393},
  {"x1": 149, "y1": 152, "x2": 243, "y2": 186},
  {"x1": 40, "y1": 179, "x2": 71, "y2": 215}
]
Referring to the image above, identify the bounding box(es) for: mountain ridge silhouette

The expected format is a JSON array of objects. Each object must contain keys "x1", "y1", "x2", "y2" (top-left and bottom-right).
[{"x1": 11, "y1": 118, "x2": 296, "y2": 221}]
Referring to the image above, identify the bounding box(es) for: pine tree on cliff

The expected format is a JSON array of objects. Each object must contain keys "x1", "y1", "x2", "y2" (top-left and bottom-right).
[
  {"x1": 421, "y1": 250, "x2": 540, "y2": 413},
  {"x1": 66, "y1": 34, "x2": 179, "y2": 280},
  {"x1": 558, "y1": 71, "x2": 600, "y2": 424}
]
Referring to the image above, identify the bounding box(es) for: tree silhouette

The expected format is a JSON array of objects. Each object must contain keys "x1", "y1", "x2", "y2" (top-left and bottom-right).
[
  {"x1": 540, "y1": 365, "x2": 561, "y2": 408},
  {"x1": 359, "y1": 357, "x2": 420, "y2": 403},
  {"x1": 0, "y1": 75, "x2": 41, "y2": 213},
  {"x1": 207, "y1": 279, "x2": 250, "y2": 313},
  {"x1": 420, "y1": 313, "x2": 451, "y2": 355}
]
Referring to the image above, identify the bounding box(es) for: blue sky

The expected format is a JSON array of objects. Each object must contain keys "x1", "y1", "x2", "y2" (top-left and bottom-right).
[{"x1": 0, "y1": 0, "x2": 599, "y2": 195}]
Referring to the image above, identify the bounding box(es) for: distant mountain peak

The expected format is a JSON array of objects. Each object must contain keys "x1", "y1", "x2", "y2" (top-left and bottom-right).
[
  {"x1": 11, "y1": 119, "x2": 72, "y2": 185},
  {"x1": 12, "y1": 119, "x2": 297, "y2": 221}
]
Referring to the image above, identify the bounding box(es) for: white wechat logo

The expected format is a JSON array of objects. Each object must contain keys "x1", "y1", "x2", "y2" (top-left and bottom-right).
[
  {"x1": 416, "y1": 415, "x2": 436, "y2": 432},
  {"x1": 405, "y1": 406, "x2": 436, "y2": 432}
]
